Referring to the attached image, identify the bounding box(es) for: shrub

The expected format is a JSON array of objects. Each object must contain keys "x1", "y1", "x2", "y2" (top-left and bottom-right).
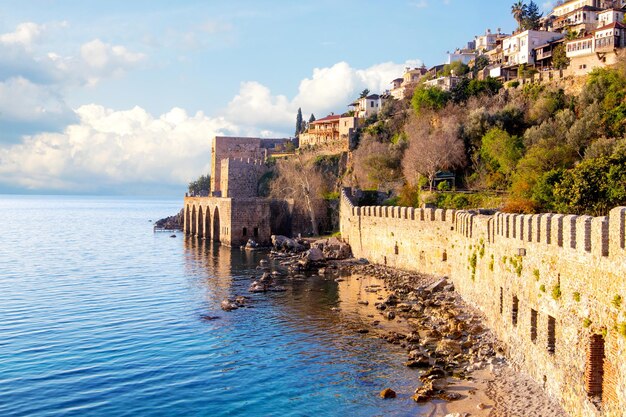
[{"x1": 508, "y1": 80, "x2": 520, "y2": 88}]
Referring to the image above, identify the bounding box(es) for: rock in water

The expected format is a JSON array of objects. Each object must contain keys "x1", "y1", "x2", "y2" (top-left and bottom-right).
[
  {"x1": 220, "y1": 300, "x2": 238, "y2": 311},
  {"x1": 379, "y1": 388, "x2": 396, "y2": 399}
]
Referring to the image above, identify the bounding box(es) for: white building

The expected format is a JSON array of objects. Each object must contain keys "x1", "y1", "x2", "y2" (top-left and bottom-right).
[
  {"x1": 349, "y1": 94, "x2": 389, "y2": 119},
  {"x1": 551, "y1": 0, "x2": 626, "y2": 17},
  {"x1": 389, "y1": 66, "x2": 428, "y2": 100},
  {"x1": 566, "y1": 21, "x2": 626, "y2": 74},
  {"x1": 447, "y1": 48, "x2": 477, "y2": 65},
  {"x1": 475, "y1": 29, "x2": 509, "y2": 52},
  {"x1": 503, "y1": 30, "x2": 564, "y2": 66},
  {"x1": 423, "y1": 76, "x2": 461, "y2": 91},
  {"x1": 598, "y1": 8, "x2": 625, "y2": 26}
]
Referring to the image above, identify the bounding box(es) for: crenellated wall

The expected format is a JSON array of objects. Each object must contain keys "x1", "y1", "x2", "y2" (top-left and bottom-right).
[
  {"x1": 340, "y1": 188, "x2": 626, "y2": 417},
  {"x1": 219, "y1": 157, "x2": 268, "y2": 198}
]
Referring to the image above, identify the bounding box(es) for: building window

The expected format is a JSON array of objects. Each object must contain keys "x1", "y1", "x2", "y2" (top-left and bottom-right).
[
  {"x1": 547, "y1": 316, "x2": 556, "y2": 354},
  {"x1": 500, "y1": 288, "x2": 503, "y2": 314},
  {"x1": 512, "y1": 296, "x2": 519, "y2": 326},
  {"x1": 530, "y1": 309, "x2": 538, "y2": 342},
  {"x1": 243, "y1": 227, "x2": 247, "y2": 236},
  {"x1": 253, "y1": 227, "x2": 259, "y2": 238},
  {"x1": 585, "y1": 334, "x2": 605, "y2": 400},
  {"x1": 370, "y1": 101, "x2": 374, "y2": 107}
]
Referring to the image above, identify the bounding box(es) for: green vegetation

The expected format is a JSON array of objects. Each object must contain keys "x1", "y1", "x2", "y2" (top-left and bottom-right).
[
  {"x1": 188, "y1": 174, "x2": 211, "y2": 195},
  {"x1": 573, "y1": 292, "x2": 581, "y2": 302},
  {"x1": 551, "y1": 284, "x2": 562, "y2": 300},
  {"x1": 489, "y1": 254, "x2": 494, "y2": 271},
  {"x1": 539, "y1": 284, "x2": 546, "y2": 293},
  {"x1": 612, "y1": 294, "x2": 623, "y2": 309},
  {"x1": 619, "y1": 322, "x2": 626, "y2": 338},
  {"x1": 346, "y1": 61, "x2": 626, "y2": 216},
  {"x1": 533, "y1": 269, "x2": 540, "y2": 281},
  {"x1": 583, "y1": 318, "x2": 592, "y2": 328}
]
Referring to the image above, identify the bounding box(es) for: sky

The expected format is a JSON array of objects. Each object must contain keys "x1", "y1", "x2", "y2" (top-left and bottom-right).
[{"x1": 0, "y1": 0, "x2": 556, "y2": 196}]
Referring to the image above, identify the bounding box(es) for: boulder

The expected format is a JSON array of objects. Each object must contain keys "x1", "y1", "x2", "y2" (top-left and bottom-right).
[
  {"x1": 305, "y1": 247, "x2": 325, "y2": 262},
  {"x1": 379, "y1": 388, "x2": 396, "y2": 399},
  {"x1": 436, "y1": 339, "x2": 462, "y2": 356}
]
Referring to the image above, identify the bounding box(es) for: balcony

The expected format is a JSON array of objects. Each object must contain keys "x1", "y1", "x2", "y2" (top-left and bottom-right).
[{"x1": 595, "y1": 37, "x2": 619, "y2": 53}]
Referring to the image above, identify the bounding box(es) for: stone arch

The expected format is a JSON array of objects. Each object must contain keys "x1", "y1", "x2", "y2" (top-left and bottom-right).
[
  {"x1": 197, "y1": 206, "x2": 204, "y2": 238},
  {"x1": 191, "y1": 206, "x2": 197, "y2": 235},
  {"x1": 204, "y1": 206, "x2": 211, "y2": 241},
  {"x1": 213, "y1": 206, "x2": 220, "y2": 243}
]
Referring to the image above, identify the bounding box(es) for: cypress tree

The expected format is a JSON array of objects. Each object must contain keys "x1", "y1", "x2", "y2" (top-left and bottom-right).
[
  {"x1": 309, "y1": 113, "x2": 316, "y2": 124},
  {"x1": 295, "y1": 108, "x2": 303, "y2": 137}
]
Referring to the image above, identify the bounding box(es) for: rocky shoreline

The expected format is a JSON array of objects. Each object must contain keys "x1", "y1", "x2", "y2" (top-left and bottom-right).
[{"x1": 216, "y1": 235, "x2": 569, "y2": 417}]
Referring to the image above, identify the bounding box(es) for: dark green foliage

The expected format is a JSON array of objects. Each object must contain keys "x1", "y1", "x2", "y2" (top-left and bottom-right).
[
  {"x1": 309, "y1": 113, "x2": 316, "y2": 123},
  {"x1": 359, "y1": 89, "x2": 370, "y2": 98},
  {"x1": 522, "y1": 1, "x2": 542, "y2": 30},
  {"x1": 295, "y1": 108, "x2": 303, "y2": 137},
  {"x1": 552, "y1": 44, "x2": 569, "y2": 70},
  {"x1": 553, "y1": 146, "x2": 626, "y2": 215},
  {"x1": 188, "y1": 174, "x2": 211, "y2": 195}
]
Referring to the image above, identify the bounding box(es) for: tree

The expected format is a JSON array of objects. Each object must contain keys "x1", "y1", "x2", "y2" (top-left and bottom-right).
[
  {"x1": 553, "y1": 146, "x2": 626, "y2": 215},
  {"x1": 552, "y1": 43, "x2": 570, "y2": 70},
  {"x1": 308, "y1": 113, "x2": 316, "y2": 123},
  {"x1": 523, "y1": 1, "x2": 542, "y2": 30},
  {"x1": 411, "y1": 86, "x2": 450, "y2": 114},
  {"x1": 269, "y1": 154, "x2": 326, "y2": 235},
  {"x1": 295, "y1": 108, "x2": 303, "y2": 137},
  {"x1": 188, "y1": 174, "x2": 211, "y2": 195},
  {"x1": 473, "y1": 55, "x2": 490, "y2": 72},
  {"x1": 480, "y1": 127, "x2": 524, "y2": 181},
  {"x1": 402, "y1": 114, "x2": 466, "y2": 191},
  {"x1": 443, "y1": 61, "x2": 469, "y2": 76},
  {"x1": 359, "y1": 89, "x2": 370, "y2": 98},
  {"x1": 511, "y1": 1, "x2": 527, "y2": 31}
]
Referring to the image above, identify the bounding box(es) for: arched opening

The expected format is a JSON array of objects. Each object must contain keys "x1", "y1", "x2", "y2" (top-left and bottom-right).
[
  {"x1": 191, "y1": 206, "x2": 197, "y2": 236},
  {"x1": 213, "y1": 207, "x2": 220, "y2": 243},
  {"x1": 197, "y1": 206, "x2": 204, "y2": 238},
  {"x1": 204, "y1": 209, "x2": 211, "y2": 241}
]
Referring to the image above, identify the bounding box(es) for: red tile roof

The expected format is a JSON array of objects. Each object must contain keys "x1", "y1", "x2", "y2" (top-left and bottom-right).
[
  {"x1": 594, "y1": 21, "x2": 626, "y2": 32},
  {"x1": 310, "y1": 115, "x2": 341, "y2": 124}
]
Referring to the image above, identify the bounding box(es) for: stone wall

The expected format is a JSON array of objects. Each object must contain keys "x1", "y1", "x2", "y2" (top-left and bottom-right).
[
  {"x1": 183, "y1": 196, "x2": 273, "y2": 247},
  {"x1": 220, "y1": 157, "x2": 268, "y2": 198},
  {"x1": 340, "y1": 188, "x2": 626, "y2": 417}
]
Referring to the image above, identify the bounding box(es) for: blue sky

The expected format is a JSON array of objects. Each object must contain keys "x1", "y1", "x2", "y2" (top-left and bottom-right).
[{"x1": 0, "y1": 0, "x2": 553, "y2": 195}]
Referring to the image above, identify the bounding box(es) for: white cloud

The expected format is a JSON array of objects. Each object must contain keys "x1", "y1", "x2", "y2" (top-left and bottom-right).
[
  {"x1": 0, "y1": 58, "x2": 423, "y2": 192},
  {"x1": 410, "y1": 1, "x2": 429, "y2": 8},
  {"x1": 227, "y1": 59, "x2": 422, "y2": 133},
  {"x1": 0, "y1": 76, "x2": 74, "y2": 122},
  {"x1": 0, "y1": 105, "x2": 237, "y2": 192},
  {"x1": 79, "y1": 39, "x2": 146, "y2": 85},
  {"x1": 0, "y1": 22, "x2": 43, "y2": 49}
]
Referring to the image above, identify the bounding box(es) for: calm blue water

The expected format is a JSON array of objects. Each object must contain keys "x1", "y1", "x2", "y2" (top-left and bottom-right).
[{"x1": 0, "y1": 196, "x2": 425, "y2": 417}]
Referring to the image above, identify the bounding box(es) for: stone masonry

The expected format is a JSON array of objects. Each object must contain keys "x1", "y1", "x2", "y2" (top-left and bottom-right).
[
  {"x1": 340, "y1": 187, "x2": 626, "y2": 417},
  {"x1": 184, "y1": 135, "x2": 296, "y2": 247}
]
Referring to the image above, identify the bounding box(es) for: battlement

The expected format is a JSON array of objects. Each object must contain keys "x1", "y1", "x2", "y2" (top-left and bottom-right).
[
  {"x1": 340, "y1": 188, "x2": 626, "y2": 259},
  {"x1": 222, "y1": 157, "x2": 267, "y2": 167},
  {"x1": 339, "y1": 188, "x2": 626, "y2": 416}
]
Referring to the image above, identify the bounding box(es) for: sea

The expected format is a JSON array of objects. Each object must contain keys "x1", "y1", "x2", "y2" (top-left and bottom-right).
[{"x1": 0, "y1": 195, "x2": 428, "y2": 417}]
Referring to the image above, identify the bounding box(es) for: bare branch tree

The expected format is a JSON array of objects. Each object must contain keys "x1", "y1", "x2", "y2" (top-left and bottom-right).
[
  {"x1": 269, "y1": 153, "x2": 325, "y2": 235},
  {"x1": 402, "y1": 113, "x2": 466, "y2": 191}
]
